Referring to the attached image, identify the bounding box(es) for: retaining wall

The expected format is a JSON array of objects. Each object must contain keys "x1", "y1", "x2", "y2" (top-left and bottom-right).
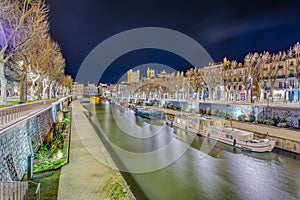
[{"x1": 0, "y1": 99, "x2": 67, "y2": 181}]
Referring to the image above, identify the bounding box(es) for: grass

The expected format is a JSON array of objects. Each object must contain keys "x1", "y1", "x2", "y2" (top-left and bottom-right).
[
  {"x1": 6, "y1": 99, "x2": 41, "y2": 104},
  {"x1": 24, "y1": 169, "x2": 61, "y2": 200},
  {"x1": 0, "y1": 105, "x2": 9, "y2": 108},
  {"x1": 6, "y1": 100, "x2": 22, "y2": 104},
  {"x1": 102, "y1": 176, "x2": 133, "y2": 200},
  {"x1": 0, "y1": 99, "x2": 45, "y2": 108},
  {"x1": 21, "y1": 107, "x2": 71, "y2": 200}
]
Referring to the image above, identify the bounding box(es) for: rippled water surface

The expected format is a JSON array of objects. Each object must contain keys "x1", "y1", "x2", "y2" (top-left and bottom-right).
[{"x1": 87, "y1": 103, "x2": 300, "y2": 200}]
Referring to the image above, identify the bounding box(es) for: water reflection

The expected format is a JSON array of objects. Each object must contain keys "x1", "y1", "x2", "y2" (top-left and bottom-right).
[{"x1": 86, "y1": 103, "x2": 300, "y2": 200}]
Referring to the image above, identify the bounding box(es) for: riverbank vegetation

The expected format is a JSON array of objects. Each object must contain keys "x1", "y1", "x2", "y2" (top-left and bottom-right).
[{"x1": 102, "y1": 176, "x2": 134, "y2": 200}]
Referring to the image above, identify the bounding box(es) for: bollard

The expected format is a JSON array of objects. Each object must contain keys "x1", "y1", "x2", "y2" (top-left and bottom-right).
[{"x1": 27, "y1": 155, "x2": 33, "y2": 179}]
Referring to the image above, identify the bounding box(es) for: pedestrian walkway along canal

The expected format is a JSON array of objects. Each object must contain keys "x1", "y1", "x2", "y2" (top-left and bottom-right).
[{"x1": 85, "y1": 102, "x2": 300, "y2": 200}]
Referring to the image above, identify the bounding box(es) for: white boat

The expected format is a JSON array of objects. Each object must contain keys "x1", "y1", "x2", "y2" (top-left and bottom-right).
[
  {"x1": 80, "y1": 97, "x2": 91, "y2": 104},
  {"x1": 134, "y1": 106, "x2": 164, "y2": 120},
  {"x1": 168, "y1": 114, "x2": 275, "y2": 152}
]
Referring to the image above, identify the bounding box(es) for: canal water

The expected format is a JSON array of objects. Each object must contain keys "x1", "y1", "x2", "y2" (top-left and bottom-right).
[{"x1": 86, "y1": 103, "x2": 300, "y2": 200}]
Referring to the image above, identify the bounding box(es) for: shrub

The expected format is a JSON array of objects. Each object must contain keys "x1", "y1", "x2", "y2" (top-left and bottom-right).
[
  {"x1": 237, "y1": 114, "x2": 247, "y2": 121},
  {"x1": 265, "y1": 119, "x2": 274, "y2": 126},
  {"x1": 218, "y1": 112, "x2": 225, "y2": 118},
  {"x1": 249, "y1": 114, "x2": 256, "y2": 122},
  {"x1": 257, "y1": 117, "x2": 264, "y2": 124}
]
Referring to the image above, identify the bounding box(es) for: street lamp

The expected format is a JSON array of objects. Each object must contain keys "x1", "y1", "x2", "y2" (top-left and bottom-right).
[
  {"x1": 201, "y1": 82, "x2": 206, "y2": 102},
  {"x1": 283, "y1": 78, "x2": 289, "y2": 104},
  {"x1": 289, "y1": 86, "x2": 292, "y2": 103},
  {"x1": 249, "y1": 76, "x2": 253, "y2": 104}
]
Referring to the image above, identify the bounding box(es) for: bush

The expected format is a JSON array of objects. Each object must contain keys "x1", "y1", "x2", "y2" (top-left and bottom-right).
[
  {"x1": 257, "y1": 117, "x2": 264, "y2": 124},
  {"x1": 211, "y1": 110, "x2": 218, "y2": 116},
  {"x1": 218, "y1": 112, "x2": 225, "y2": 118},
  {"x1": 265, "y1": 119, "x2": 274, "y2": 126},
  {"x1": 237, "y1": 114, "x2": 247, "y2": 122},
  {"x1": 272, "y1": 117, "x2": 280, "y2": 126},
  {"x1": 249, "y1": 114, "x2": 256, "y2": 122}
]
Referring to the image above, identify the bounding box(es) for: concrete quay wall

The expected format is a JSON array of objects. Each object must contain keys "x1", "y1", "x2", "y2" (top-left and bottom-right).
[{"x1": 0, "y1": 99, "x2": 67, "y2": 181}]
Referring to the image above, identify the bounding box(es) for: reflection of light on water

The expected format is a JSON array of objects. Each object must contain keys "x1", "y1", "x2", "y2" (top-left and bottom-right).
[{"x1": 224, "y1": 153, "x2": 294, "y2": 200}]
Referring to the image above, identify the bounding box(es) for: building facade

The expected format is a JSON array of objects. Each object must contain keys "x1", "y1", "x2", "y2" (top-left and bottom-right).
[
  {"x1": 71, "y1": 82, "x2": 84, "y2": 98},
  {"x1": 127, "y1": 69, "x2": 140, "y2": 83},
  {"x1": 117, "y1": 42, "x2": 300, "y2": 103}
]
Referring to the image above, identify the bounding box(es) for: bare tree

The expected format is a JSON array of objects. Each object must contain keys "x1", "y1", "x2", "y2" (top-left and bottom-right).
[
  {"x1": 0, "y1": 0, "x2": 43, "y2": 103},
  {"x1": 23, "y1": 1, "x2": 49, "y2": 100},
  {"x1": 61, "y1": 75, "x2": 73, "y2": 96}
]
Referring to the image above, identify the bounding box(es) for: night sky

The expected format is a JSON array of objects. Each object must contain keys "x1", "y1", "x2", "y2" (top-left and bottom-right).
[{"x1": 47, "y1": 0, "x2": 300, "y2": 83}]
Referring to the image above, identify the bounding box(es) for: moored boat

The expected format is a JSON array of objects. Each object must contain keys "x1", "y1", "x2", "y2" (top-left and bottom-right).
[
  {"x1": 89, "y1": 96, "x2": 101, "y2": 104},
  {"x1": 134, "y1": 106, "x2": 164, "y2": 120},
  {"x1": 168, "y1": 114, "x2": 275, "y2": 152},
  {"x1": 80, "y1": 97, "x2": 91, "y2": 104},
  {"x1": 204, "y1": 126, "x2": 275, "y2": 152}
]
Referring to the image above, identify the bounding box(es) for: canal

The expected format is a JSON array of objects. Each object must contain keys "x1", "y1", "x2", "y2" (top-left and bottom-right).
[{"x1": 86, "y1": 102, "x2": 300, "y2": 200}]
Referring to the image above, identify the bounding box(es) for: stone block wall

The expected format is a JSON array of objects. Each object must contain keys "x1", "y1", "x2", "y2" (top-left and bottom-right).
[{"x1": 0, "y1": 107, "x2": 55, "y2": 181}]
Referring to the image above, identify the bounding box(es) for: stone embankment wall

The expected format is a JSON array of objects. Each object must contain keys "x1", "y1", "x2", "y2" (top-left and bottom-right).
[
  {"x1": 256, "y1": 133, "x2": 300, "y2": 154},
  {"x1": 0, "y1": 100, "x2": 66, "y2": 181}
]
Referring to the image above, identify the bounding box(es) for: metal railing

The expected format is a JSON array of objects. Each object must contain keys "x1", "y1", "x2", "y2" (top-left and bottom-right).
[
  {"x1": 0, "y1": 181, "x2": 28, "y2": 200},
  {"x1": 0, "y1": 99, "x2": 57, "y2": 126}
]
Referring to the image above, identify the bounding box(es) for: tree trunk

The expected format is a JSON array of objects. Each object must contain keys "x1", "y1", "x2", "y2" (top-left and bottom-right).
[
  {"x1": 47, "y1": 85, "x2": 50, "y2": 99},
  {"x1": 0, "y1": 61, "x2": 7, "y2": 104},
  {"x1": 19, "y1": 72, "x2": 26, "y2": 103},
  {"x1": 37, "y1": 81, "x2": 41, "y2": 100}
]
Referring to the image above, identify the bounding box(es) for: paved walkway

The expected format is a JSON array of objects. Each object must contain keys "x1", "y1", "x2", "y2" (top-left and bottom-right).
[
  {"x1": 58, "y1": 102, "x2": 134, "y2": 200},
  {"x1": 146, "y1": 98, "x2": 300, "y2": 108},
  {"x1": 232, "y1": 121, "x2": 300, "y2": 142},
  {"x1": 161, "y1": 108, "x2": 300, "y2": 142}
]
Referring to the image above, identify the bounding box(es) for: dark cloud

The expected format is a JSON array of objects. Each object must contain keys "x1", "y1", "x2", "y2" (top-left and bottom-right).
[{"x1": 47, "y1": 0, "x2": 300, "y2": 83}]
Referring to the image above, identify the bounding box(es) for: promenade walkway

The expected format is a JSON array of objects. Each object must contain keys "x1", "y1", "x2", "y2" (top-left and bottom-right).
[
  {"x1": 232, "y1": 121, "x2": 300, "y2": 142},
  {"x1": 58, "y1": 102, "x2": 134, "y2": 200}
]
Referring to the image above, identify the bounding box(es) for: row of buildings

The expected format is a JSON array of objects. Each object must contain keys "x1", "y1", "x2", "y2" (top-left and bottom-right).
[
  {"x1": 117, "y1": 42, "x2": 300, "y2": 103},
  {"x1": 73, "y1": 42, "x2": 300, "y2": 103},
  {"x1": 72, "y1": 82, "x2": 116, "y2": 98}
]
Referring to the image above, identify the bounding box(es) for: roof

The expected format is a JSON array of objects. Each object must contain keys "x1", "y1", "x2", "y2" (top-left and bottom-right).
[{"x1": 223, "y1": 127, "x2": 253, "y2": 136}]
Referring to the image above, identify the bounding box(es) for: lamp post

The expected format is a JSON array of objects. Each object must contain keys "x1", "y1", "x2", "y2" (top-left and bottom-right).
[
  {"x1": 249, "y1": 76, "x2": 253, "y2": 104},
  {"x1": 264, "y1": 79, "x2": 267, "y2": 104},
  {"x1": 284, "y1": 78, "x2": 287, "y2": 104},
  {"x1": 289, "y1": 86, "x2": 293, "y2": 103}
]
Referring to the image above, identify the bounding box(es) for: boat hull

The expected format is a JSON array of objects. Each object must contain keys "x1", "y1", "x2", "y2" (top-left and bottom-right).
[
  {"x1": 134, "y1": 107, "x2": 164, "y2": 120},
  {"x1": 169, "y1": 121, "x2": 275, "y2": 153},
  {"x1": 203, "y1": 132, "x2": 275, "y2": 152}
]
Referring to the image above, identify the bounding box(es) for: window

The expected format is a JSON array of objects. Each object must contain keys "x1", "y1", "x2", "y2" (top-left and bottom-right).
[
  {"x1": 290, "y1": 80, "x2": 295, "y2": 87},
  {"x1": 279, "y1": 82, "x2": 283, "y2": 89}
]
